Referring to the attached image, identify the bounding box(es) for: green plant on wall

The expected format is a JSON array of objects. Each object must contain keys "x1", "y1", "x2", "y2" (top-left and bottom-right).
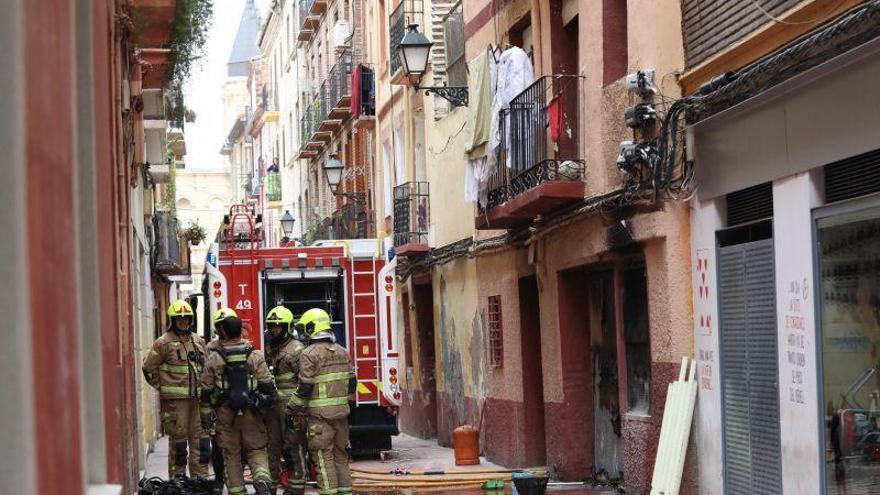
[
  {"x1": 183, "y1": 220, "x2": 207, "y2": 245},
  {"x1": 169, "y1": 0, "x2": 213, "y2": 88},
  {"x1": 161, "y1": 147, "x2": 177, "y2": 214}
]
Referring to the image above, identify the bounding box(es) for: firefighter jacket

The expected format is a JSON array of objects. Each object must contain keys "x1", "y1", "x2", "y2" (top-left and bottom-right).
[
  {"x1": 142, "y1": 331, "x2": 206, "y2": 399},
  {"x1": 289, "y1": 340, "x2": 355, "y2": 421},
  {"x1": 200, "y1": 338, "x2": 274, "y2": 405},
  {"x1": 268, "y1": 337, "x2": 305, "y2": 401}
]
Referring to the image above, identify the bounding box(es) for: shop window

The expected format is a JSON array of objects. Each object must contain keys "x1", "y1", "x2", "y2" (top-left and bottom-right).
[
  {"x1": 488, "y1": 295, "x2": 503, "y2": 368},
  {"x1": 444, "y1": 2, "x2": 466, "y2": 88},
  {"x1": 623, "y1": 261, "x2": 651, "y2": 414},
  {"x1": 818, "y1": 204, "x2": 880, "y2": 494}
]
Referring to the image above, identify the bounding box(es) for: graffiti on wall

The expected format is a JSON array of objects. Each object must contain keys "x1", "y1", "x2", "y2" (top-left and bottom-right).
[
  {"x1": 785, "y1": 278, "x2": 808, "y2": 405},
  {"x1": 695, "y1": 248, "x2": 715, "y2": 391}
]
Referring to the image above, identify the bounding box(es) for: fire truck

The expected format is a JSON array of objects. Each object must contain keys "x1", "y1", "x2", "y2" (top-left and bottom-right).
[{"x1": 202, "y1": 205, "x2": 401, "y2": 453}]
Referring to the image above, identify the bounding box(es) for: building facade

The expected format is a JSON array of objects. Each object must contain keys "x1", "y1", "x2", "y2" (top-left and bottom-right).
[
  {"x1": 685, "y1": 1, "x2": 880, "y2": 494},
  {"x1": 363, "y1": 1, "x2": 697, "y2": 493},
  {"x1": 0, "y1": 0, "x2": 195, "y2": 493}
]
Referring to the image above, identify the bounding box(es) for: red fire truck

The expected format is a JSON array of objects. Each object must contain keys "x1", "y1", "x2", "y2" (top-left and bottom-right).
[{"x1": 202, "y1": 205, "x2": 401, "y2": 453}]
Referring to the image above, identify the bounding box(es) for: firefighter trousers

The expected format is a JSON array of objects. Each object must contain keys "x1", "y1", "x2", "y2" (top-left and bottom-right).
[
  {"x1": 215, "y1": 407, "x2": 272, "y2": 495},
  {"x1": 307, "y1": 417, "x2": 351, "y2": 495},
  {"x1": 266, "y1": 401, "x2": 308, "y2": 493},
  {"x1": 160, "y1": 398, "x2": 210, "y2": 478}
]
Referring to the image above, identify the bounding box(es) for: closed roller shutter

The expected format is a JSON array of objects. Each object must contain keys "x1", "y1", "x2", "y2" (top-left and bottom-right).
[{"x1": 719, "y1": 238, "x2": 782, "y2": 494}]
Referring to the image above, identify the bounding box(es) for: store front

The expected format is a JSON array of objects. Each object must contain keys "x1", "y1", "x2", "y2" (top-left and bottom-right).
[{"x1": 690, "y1": 35, "x2": 880, "y2": 495}]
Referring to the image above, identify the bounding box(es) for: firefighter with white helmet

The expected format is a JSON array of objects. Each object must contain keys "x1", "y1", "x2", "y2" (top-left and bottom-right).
[
  {"x1": 288, "y1": 308, "x2": 356, "y2": 495},
  {"x1": 142, "y1": 299, "x2": 211, "y2": 479},
  {"x1": 264, "y1": 305, "x2": 307, "y2": 495}
]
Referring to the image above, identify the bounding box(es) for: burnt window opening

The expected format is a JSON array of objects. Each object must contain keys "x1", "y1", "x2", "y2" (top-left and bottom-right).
[
  {"x1": 488, "y1": 295, "x2": 504, "y2": 368},
  {"x1": 623, "y1": 260, "x2": 651, "y2": 414},
  {"x1": 402, "y1": 291, "x2": 414, "y2": 369}
]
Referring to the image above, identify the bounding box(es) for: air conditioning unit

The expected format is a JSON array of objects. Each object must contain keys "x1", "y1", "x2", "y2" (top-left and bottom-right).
[{"x1": 333, "y1": 19, "x2": 351, "y2": 48}]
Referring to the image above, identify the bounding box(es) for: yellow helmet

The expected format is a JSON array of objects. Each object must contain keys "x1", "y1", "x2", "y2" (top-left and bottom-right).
[
  {"x1": 296, "y1": 307, "x2": 333, "y2": 339},
  {"x1": 266, "y1": 305, "x2": 294, "y2": 333},
  {"x1": 167, "y1": 299, "x2": 194, "y2": 331},
  {"x1": 213, "y1": 307, "x2": 238, "y2": 325}
]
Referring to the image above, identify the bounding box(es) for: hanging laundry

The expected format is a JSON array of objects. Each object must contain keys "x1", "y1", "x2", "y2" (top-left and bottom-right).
[
  {"x1": 488, "y1": 46, "x2": 534, "y2": 170},
  {"x1": 350, "y1": 64, "x2": 363, "y2": 118},
  {"x1": 547, "y1": 96, "x2": 563, "y2": 143},
  {"x1": 467, "y1": 48, "x2": 497, "y2": 159}
]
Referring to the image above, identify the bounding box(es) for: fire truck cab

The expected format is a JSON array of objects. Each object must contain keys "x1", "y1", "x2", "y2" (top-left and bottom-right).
[{"x1": 203, "y1": 206, "x2": 401, "y2": 454}]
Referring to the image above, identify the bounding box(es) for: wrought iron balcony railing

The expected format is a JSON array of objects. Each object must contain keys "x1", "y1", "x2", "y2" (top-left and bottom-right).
[
  {"x1": 389, "y1": 0, "x2": 423, "y2": 75},
  {"x1": 484, "y1": 75, "x2": 585, "y2": 211},
  {"x1": 327, "y1": 54, "x2": 352, "y2": 112},
  {"x1": 265, "y1": 171, "x2": 281, "y2": 202},
  {"x1": 299, "y1": 0, "x2": 314, "y2": 30},
  {"x1": 152, "y1": 211, "x2": 190, "y2": 275},
  {"x1": 331, "y1": 193, "x2": 372, "y2": 239},
  {"x1": 300, "y1": 102, "x2": 314, "y2": 150},
  {"x1": 393, "y1": 181, "x2": 429, "y2": 248},
  {"x1": 357, "y1": 66, "x2": 376, "y2": 117}
]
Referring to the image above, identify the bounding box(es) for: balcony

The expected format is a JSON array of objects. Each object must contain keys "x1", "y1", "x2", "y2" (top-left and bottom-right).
[
  {"x1": 476, "y1": 75, "x2": 585, "y2": 230},
  {"x1": 264, "y1": 171, "x2": 281, "y2": 206},
  {"x1": 353, "y1": 65, "x2": 376, "y2": 129},
  {"x1": 326, "y1": 54, "x2": 353, "y2": 122},
  {"x1": 393, "y1": 181, "x2": 430, "y2": 257},
  {"x1": 332, "y1": 194, "x2": 373, "y2": 239},
  {"x1": 152, "y1": 211, "x2": 190, "y2": 276},
  {"x1": 389, "y1": 0, "x2": 423, "y2": 81},
  {"x1": 298, "y1": 0, "x2": 319, "y2": 41}
]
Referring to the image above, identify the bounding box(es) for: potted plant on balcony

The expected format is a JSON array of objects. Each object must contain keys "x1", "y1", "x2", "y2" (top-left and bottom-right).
[{"x1": 183, "y1": 220, "x2": 206, "y2": 246}]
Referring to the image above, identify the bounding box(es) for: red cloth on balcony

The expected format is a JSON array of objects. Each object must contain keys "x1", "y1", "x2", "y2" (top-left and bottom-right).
[
  {"x1": 548, "y1": 96, "x2": 563, "y2": 143},
  {"x1": 351, "y1": 64, "x2": 363, "y2": 118}
]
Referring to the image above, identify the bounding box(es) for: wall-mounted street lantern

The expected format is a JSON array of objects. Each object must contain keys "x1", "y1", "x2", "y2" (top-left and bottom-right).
[
  {"x1": 323, "y1": 154, "x2": 345, "y2": 190},
  {"x1": 280, "y1": 209, "x2": 296, "y2": 245},
  {"x1": 398, "y1": 24, "x2": 468, "y2": 107}
]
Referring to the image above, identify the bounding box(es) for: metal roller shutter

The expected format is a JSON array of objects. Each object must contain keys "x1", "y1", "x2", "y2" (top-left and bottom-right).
[{"x1": 719, "y1": 238, "x2": 782, "y2": 494}]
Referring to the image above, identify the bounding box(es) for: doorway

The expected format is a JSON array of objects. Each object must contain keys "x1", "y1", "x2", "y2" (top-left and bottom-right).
[
  {"x1": 413, "y1": 281, "x2": 437, "y2": 438},
  {"x1": 519, "y1": 275, "x2": 546, "y2": 465},
  {"x1": 717, "y1": 221, "x2": 781, "y2": 494},
  {"x1": 587, "y1": 269, "x2": 622, "y2": 480}
]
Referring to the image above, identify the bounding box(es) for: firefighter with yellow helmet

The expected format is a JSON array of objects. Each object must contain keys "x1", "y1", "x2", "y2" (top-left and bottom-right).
[
  {"x1": 200, "y1": 312, "x2": 276, "y2": 495},
  {"x1": 288, "y1": 308, "x2": 356, "y2": 495},
  {"x1": 142, "y1": 299, "x2": 211, "y2": 478},
  {"x1": 264, "y1": 305, "x2": 307, "y2": 495}
]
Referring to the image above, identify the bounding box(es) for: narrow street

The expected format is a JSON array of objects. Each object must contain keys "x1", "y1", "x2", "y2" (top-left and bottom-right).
[{"x1": 4, "y1": 1, "x2": 880, "y2": 495}]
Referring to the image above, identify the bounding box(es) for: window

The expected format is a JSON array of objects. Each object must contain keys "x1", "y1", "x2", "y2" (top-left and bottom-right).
[
  {"x1": 623, "y1": 260, "x2": 651, "y2": 414},
  {"x1": 818, "y1": 203, "x2": 880, "y2": 494},
  {"x1": 488, "y1": 295, "x2": 503, "y2": 367},
  {"x1": 444, "y1": 2, "x2": 465, "y2": 87}
]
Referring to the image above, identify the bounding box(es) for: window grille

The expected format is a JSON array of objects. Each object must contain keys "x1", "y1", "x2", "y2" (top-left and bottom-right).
[{"x1": 488, "y1": 295, "x2": 503, "y2": 367}]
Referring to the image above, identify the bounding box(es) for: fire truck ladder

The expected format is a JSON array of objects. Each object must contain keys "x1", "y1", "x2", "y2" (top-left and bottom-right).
[
  {"x1": 225, "y1": 205, "x2": 257, "y2": 313},
  {"x1": 351, "y1": 253, "x2": 380, "y2": 406}
]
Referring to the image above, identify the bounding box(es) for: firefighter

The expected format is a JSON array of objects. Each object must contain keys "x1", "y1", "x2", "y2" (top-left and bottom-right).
[
  {"x1": 200, "y1": 314, "x2": 276, "y2": 495},
  {"x1": 288, "y1": 308, "x2": 356, "y2": 495},
  {"x1": 142, "y1": 299, "x2": 211, "y2": 479},
  {"x1": 204, "y1": 307, "x2": 239, "y2": 492},
  {"x1": 264, "y1": 305, "x2": 307, "y2": 495}
]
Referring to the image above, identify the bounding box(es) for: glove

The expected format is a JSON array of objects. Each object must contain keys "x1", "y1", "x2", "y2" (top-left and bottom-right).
[
  {"x1": 286, "y1": 405, "x2": 308, "y2": 431},
  {"x1": 200, "y1": 407, "x2": 215, "y2": 431}
]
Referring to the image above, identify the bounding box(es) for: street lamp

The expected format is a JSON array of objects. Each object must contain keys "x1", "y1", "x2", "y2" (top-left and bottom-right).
[
  {"x1": 280, "y1": 210, "x2": 295, "y2": 245},
  {"x1": 398, "y1": 24, "x2": 468, "y2": 107},
  {"x1": 280, "y1": 210, "x2": 296, "y2": 235},
  {"x1": 323, "y1": 154, "x2": 344, "y2": 191}
]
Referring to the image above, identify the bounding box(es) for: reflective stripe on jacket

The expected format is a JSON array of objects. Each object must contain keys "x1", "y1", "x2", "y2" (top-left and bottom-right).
[
  {"x1": 142, "y1": 331, "x2": 205, "y2": 399},
  {"x1": 295, "y1": 340, "x2": 355, "y2": 420}
]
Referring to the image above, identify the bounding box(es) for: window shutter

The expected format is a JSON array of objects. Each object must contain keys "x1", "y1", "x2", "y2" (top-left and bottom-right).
[{"x1": 431, "y1": 1, "x2": 454, "y2": 118}]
